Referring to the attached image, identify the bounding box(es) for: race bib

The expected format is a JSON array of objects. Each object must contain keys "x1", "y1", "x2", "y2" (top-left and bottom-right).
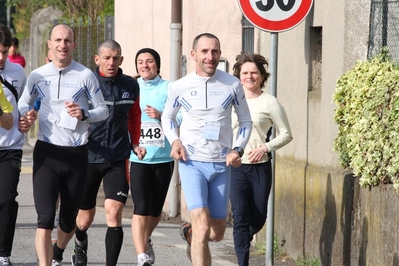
[
  {"x1": 139, "y1": 121, "x2": 165, "y2": 147},
  {"x1": 203, "y1": 121, "x2": 221, "y2": 140}
]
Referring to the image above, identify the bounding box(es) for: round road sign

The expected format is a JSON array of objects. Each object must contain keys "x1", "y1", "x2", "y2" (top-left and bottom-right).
[{"x1": 238, "y1": 0, "x2": 314, "y2": 32}]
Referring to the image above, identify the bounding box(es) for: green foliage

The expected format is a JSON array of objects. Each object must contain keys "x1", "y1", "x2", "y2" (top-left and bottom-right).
[
  {"x1": 333, "y1": 48, "x2": 399, "y2": 190},
  {"x1": 253, "y1": 241, "x2": 266, "y2": 256},
  {"x1": 295, "y1": 254, "x2": 321, "y2": 266},
  {"x1": 273, "y1": 233, "x2": 287, "y2": 259},
  {"x1": 7, "y1": 0, "x2": 44, "y2": 38},
  {"x1": 253, "y1": 233, "x2": 287, "y2": 259},
  {"x1": 8, "y1": 0, "x2": 113, "y2": 38}
]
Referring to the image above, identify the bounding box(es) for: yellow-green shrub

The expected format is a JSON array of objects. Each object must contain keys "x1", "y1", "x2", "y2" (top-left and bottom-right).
[{"x1": 333, "y1": 50, "x2": 399, "y2": 190}]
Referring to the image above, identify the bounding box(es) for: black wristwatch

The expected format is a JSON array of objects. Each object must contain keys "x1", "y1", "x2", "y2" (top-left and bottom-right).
[
  {"x1": 0, "y1": 108, "x2": 3, "y2": 117},
  {"x1": 233, "y1": 147, "x2": 244, "y2": 157},
  {"x1": 81, "y1": 109, "x2": 89, "y2": 121}
]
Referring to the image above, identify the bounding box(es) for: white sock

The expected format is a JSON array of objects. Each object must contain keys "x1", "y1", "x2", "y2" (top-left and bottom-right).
[{"x1": 138, "y1": 253, "x2": 148, "y2": 261}]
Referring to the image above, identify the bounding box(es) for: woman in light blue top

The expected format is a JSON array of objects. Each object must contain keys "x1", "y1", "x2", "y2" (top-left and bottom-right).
[{"x1": 129, "y1": 48, "x2": 181, "y2": 266}]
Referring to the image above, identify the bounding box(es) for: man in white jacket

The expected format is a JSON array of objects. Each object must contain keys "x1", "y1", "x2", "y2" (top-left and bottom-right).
[
  {"x1": 18, "y1": 23, "x2": 109, "y2": 266},
  {"x1": 0, "y1": 23, "x2": 29, "y2": 266},
  {"x1": 161, "y1": 32, "x2": 253, "y2": 266}
]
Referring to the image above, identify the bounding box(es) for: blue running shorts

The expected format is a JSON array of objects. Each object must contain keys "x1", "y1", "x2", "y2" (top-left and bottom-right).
[{"x1": 179, "y1": 160, "x2": 230, "y2": 219}]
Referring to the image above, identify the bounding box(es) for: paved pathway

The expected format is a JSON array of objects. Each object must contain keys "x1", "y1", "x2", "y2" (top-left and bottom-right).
[{"x1": 12, "y1": 147, "x2": 241, "y2": 266}]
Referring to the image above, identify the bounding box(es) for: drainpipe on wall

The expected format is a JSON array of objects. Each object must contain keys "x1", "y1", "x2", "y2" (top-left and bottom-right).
[{"x1": 168, "y1": 0, "x2": 182, "y2": 218}]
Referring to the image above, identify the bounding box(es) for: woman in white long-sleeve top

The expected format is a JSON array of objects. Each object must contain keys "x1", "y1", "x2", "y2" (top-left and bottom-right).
[{"x1": 230, "y1": 53, "x2": 293, "y2": 266}]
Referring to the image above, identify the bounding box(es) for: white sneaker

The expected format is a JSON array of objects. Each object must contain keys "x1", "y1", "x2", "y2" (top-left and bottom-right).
[
  {"x1": 52, "y1": 259, "x2": 62, "y2": 266},
  {"x1": 146, "y1": 239, "x2": 155, "y2": 264},
  {"x1": 0, "y1": 257, "x2": 12, "y2": 266},
  {"x1": 138, "y1": 257, "x2": 151, "y2": 266}
]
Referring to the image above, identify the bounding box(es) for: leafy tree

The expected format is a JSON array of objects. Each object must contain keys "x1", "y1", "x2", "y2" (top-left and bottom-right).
[{"x1": 8, "y1": 0, "x2": 113, "y2": 38}]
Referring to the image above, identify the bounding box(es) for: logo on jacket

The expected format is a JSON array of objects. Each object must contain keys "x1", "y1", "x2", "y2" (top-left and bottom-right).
[{"x1": 122, "y1": 92, "x2": 130, "y2": 98}]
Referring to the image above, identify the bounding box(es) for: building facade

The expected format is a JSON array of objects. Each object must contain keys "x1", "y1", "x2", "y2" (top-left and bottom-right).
[{"x1": 115, "y1": 1, "x2": 399, "y2": 265}]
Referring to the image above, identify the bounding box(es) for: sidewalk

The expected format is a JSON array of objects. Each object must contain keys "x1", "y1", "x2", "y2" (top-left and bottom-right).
[{"x1": 15, "y1": 144, "x2": 295, "y2": 266}]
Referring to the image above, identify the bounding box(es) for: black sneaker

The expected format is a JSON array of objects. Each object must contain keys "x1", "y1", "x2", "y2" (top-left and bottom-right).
[
  {"x1": 71, "y1": 241, "x2": 87, "y2": 266},
  {"x1": 179, "y1": 222, "x2": 192, "y2": 261}
]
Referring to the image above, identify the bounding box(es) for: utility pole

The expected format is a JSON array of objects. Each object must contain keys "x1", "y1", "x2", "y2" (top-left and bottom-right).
[
  {"x1": 6, "y1": 0, "x2": 14, "y2": 34},
  {"x1": 6, "y1": 0, "x2": 11, "y2": 28},
  {"x1": 168, "y1": 0, "x2": 183, "y2": 218}
]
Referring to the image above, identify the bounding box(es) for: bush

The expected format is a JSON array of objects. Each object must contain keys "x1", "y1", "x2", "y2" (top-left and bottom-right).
[{"x1": 333, "y1": 49, "x2": 399, "y2": 190}]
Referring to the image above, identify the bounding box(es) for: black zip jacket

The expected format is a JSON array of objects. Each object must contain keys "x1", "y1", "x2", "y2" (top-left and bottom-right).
[{"x1": 88, "y1": 68, "x2": 140, "y2": 163}]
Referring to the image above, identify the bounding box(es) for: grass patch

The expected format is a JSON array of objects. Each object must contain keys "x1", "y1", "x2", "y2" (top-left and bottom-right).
[
  {"x1": 295, "y1": 254, "x2": 321, "y2": 266},
  {"x1": 253, "y1": 241, "x2": 266, "y2": 256},
  {"x1": 252, "y1": 233, "x2": 287, "y2": 259}
]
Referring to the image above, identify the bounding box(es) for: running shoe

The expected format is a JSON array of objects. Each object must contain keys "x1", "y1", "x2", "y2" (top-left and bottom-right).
[
  {"x1": 0, "y1": 257, "x2": 12, "y2": 266},
  {"x1": 51, "y1": 259, "x2": 62, "y2": 266},
  {"x1": 138, "y1": 256, "x2": 152, "y2": 266},
  {"x1": 147, "y1": 238, "x2": 155, "y2": 264},
  {"x1": 179, "y1": 222, "x2": 192, "y2": 261},
  {"x1": 71, "y1": 240, "x2": 87, "y2": 266}
]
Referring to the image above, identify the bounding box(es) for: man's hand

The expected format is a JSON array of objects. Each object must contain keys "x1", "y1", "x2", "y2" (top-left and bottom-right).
[
  {"x1": 0, "y1": 113, "x2": 13, "y2": 130},
  {"x1": 19, "y1": 109, "x2": 37, "y2": 133},
  {"x1": 226, "y1": 150, "x2": 242, "y2": 168},
  {"x1": 170, "y1": 139, "x2": 187, "y2": 161},
  {"x1": 132, "y1": 144, "x2": 147, "y2": 160},
  {"x1": 65, "y1": 101, "x2": 83, "y2": 119}
]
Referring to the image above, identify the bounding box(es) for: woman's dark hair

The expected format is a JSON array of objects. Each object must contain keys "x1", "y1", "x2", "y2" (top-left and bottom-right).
[
  {"x1": 11, "y1": 37, "x2": 19, "y2": 48},
  {"x1": 135, "y1": 48, "x2": 161, "y2": 75},
  {"x1": 232, "y1": 53, "x2": 270, "y2": 89}
]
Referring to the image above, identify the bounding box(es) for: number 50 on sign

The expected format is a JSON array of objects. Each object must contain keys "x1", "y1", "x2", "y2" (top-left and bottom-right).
[{"x1": 238, "y1": 0, "x2": 314, "y2": 32}]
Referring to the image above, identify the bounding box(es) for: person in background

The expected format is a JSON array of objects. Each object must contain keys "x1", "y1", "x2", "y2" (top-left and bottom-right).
[
  {"x1": 0, "y1": 23, "x2": 31, "y2": 266},
  {"x1": 46, "y1": 49, "x2": 53, "y2": 64},
  {"x1": 18, "y1": 23, "x2": 109, "y2": 266},
  {"x1": 8, "y1": 37, "x2": 26, "y2": 68},
  {"x1": 161, "y1": 33, "x2": 253, "y2": 266},
  {"x1": 130, "y1": 48, "x2": 181, "y2": 266},
  {"x1": 71, "y1": 39, "x2": 145, "y2": 266},
  {"x1": 230, "y1": 53, "x2": 293, "y2": 266}
]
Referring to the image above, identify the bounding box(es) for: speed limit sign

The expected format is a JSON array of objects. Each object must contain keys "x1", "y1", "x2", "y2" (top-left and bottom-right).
[{"x1": 238, "y1": 0, "x2": 314, "y2": 32}]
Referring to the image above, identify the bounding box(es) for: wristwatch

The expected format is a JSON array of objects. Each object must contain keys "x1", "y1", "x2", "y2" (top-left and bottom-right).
[
  {"x1": 0, "y1": 108, "x2": 3, "y2": 117},
  {"x1": 81, "y1": 109, "x2": 90, "y2": 121},
  {"x1": 233, "y1": 146, "x2": 244, "y2": 157}
]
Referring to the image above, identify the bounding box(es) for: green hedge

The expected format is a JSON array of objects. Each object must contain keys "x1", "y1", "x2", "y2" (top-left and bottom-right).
[{"x1": 333, "y1": 50, "x2": 399, "y2": 190}]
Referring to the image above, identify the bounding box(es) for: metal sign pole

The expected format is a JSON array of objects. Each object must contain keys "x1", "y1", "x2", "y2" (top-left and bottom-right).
[
  {"x1": 266, "y1": 32, "x2": 278, "y2": 266},
  {"x1": 237, "y1": 2, "x2": 312, "y2": 265}
]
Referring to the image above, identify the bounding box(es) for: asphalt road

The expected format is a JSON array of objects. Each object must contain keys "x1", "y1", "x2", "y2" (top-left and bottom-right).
[{"x1": 11, "y1": 144, "x2": 295, "y2": 266}]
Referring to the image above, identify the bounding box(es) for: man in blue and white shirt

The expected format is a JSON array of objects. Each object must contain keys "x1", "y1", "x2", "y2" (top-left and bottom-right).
[
  {"x1": 0, "y1": 23, "x2": 28, "y2": 266},
  {"x1": 161, "y1": 33, "x2": 253, "y2": 266},
  {"x1": 18, "y1": 24, "x2": 108, "y2": 266}
]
